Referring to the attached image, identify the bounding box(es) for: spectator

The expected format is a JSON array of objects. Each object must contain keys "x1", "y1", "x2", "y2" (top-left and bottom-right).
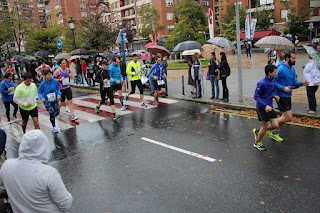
[
  {"x1": 187, "y1": 57, "x2": 195, "y2": 94},
  {"x1": 146, "y1": 54, "x2": 156, "y2": 95},
  {"x1": 217, "y1": 52, "x2": 231, "y2": 102},
  {"x1": 0, "y1": 130, "x2": 73, "y2": 212},
  {"x1": 191, "y1": 53, "x2": 202, "y2": 99},
  {"x1": 208, "y1": 52, "x2": 219, "y2": 99},
  {"x1": 141, "y1": 52, "x2": 147, "y2": 64}
]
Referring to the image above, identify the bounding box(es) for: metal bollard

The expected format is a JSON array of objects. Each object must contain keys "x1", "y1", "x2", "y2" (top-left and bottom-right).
[{"x1": 182, "y1": 75, "x2": 185, "y2": 96}]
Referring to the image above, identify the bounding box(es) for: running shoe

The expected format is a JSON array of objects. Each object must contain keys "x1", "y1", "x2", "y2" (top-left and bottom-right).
[
  {"x1": 125, "y1": 94, "x2": 128, "y2": 101},
  {"x1": 253, "y1": 128, "x2": 259, "y2": 141},
  {"x1": 141, "y1": 103, "x2": 147, "y2": 107},
  {"x1": 7, "y1": 120, "x2": 12, "y2": 124},
  {"x1": 266, "y1": 130, "x2": 283, "y2": 142},
  {"x1": 155, "y1": 101, "x2": 159, "y2": 106},
  {"x1": 53, "y1": 127, "x2": 59, "y2": 133},
  {"x1": 13, "y1": 116, "x2": 19, "y2": 121},
  {"x1": 71, "y1": 115, "x2": 79, "y2": 121},
  {"x1": 95, "y1": 106, "x2": 100, "y2": 114},
  {"x1": 113, "y1": 114, "x2": 120, "y2": 120},
  {"x1": 253, "y1": 141, "x2": 266, "y2": 151},
  {"x1": 121, "y1": 105, "x2": 127, "y2": 111},
  {"x1": 66, "y1": 106, "x2": 71, "y2": 113}
]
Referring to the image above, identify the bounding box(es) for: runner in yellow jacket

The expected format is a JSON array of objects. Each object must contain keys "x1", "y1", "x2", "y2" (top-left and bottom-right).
[{"x1": 125, "y1": 55, "x2": 147, "y2": 107}]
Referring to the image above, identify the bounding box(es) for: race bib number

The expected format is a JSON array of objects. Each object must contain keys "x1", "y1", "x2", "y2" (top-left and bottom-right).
[
  {"x1": 62, "y1": 77, "x2": 69, "y2": 86},
  {"x1": 28, "y1": 95, "x2": 36, "y2": 105},
  {"x1": 157, "y1": 80, "x2": 165, "y2": 85},
  {"x1": 103, "y1": 81, "x2": 110, "y2": 88},
  {"x1": 47, "y1": 92, "x2": 56, "y2": 102},
  {"x1": 9, "y1": 87, "x2": 14, "y2": 95}
]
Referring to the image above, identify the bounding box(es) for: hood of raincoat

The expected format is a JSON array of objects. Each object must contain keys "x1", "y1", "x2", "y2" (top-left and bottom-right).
[{"x1": 18, "y1": 130, "x2": 51, "y2": 163}]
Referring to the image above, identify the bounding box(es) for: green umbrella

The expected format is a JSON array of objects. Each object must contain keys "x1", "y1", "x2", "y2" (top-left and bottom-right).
[
  {"x1": 55, "y1": 53, "x2": 71, "y2": 60},
  {"x1": 303, "y1": 45, "x2": 320, "y2": 67}
]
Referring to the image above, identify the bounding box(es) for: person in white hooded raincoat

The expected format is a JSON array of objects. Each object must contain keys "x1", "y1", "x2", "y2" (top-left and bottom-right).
[{"x1": 0, "y1": 130, "x2": 73, "y2": 213}]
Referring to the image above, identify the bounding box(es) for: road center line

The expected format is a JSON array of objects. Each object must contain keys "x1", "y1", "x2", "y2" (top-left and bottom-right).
[{"x1": 140, "y1": 137, "x2": 216, "y2": 162}]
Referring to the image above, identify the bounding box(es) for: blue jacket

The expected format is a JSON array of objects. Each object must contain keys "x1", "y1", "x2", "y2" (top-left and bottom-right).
[
  {"x1": 0, "y1": 79, "x2": 15, "y2": 102},
  {"x1": 109, "y1": 63, "x2": 121, "y2": 85},
  {"x1": 38, "y1": 78, "x2": 61, "y2": 103},
  {"x1": 254, "y1": 76, "x2": 276, "y2": 108},
  {"x1": 149, "y1": 63, "x2": 165, "y2": 80},
  {"x1": 275, "y1": 61, "x2": 302, "y2": 98}
]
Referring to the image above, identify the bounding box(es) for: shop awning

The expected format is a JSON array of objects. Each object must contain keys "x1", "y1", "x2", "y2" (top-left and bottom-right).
[{"x1": 240, "y1": 30, "x2": 281, "y2": 40}]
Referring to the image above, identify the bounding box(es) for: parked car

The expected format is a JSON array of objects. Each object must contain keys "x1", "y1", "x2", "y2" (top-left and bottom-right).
[
  {"x1": 130, "y1": 50, "x2": 144, "y2": 57},
  {"x1": 312, "y1": 36, "x2": 320, "y2": 44}
]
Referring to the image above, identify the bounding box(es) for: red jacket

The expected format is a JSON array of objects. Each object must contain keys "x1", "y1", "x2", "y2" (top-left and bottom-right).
[{"x1": 81, "y1": 61, "x2": 87, "y2": 73}]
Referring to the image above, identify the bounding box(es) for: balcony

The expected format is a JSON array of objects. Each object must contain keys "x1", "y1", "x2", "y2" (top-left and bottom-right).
[{"x1": 122, "y1": 14, "x2": 135, "y2": 20}]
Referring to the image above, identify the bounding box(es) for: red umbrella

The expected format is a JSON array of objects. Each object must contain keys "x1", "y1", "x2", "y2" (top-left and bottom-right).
[
  {"x1": 147, "y1": 46, "x2": 171, "y2": 57},
  {"x1": 145, "y1": 43, "x2": 157, "y2": 48}
]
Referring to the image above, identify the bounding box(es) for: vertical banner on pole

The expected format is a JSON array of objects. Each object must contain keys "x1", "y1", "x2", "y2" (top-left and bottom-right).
[
  {"x1": 149, "y1": 33, "x2": 155, "y2": 43},
  {"x1": 208, "y1": 8, "x2": 214, "y2": 39},
  {"x1": 245, "y1": 14, "x2": 250, "y2": 39},
  {"x1": 250, "y1": 19, "x2": 257, "y2": 40}
]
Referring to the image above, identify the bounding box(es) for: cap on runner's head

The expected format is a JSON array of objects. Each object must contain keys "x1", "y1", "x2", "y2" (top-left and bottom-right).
[{"x1": 101, "y1": 61, "x2": 109, "y2": 66}]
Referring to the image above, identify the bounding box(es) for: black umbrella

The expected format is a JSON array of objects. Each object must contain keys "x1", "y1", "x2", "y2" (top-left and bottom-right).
[
  {"x1": 81, "y1": 55, "x2": 94, "y2": 61},
  {"x1": 242, "y1": 38, "x2": 252, "y2": 42},
  {"x1": 35, "y1": 50, "x2": 52, "y2": 57},
  {"x1": 101, "y1": 52, "x2": 116, "y2": 59},
  {"x1": 70, "y1": 49, "x2": 90, "y2": 56},
  {"x1": 157, "y1": 37, "x2": 167, "y2": 46},
  {"x1": 12, "y1": 55, "x2": 24, "y2": 61},
  {"x1": 173, "y1": 41, "x2": 202, "y2": 51}
]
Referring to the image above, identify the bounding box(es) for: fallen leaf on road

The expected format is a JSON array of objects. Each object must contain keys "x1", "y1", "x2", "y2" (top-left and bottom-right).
[
  {"x1": 130, "y1": 153, "x2": 135, "y2": 155},
  {"x1": 268, "y1": 156, "x2": 273, "y2": 159},
  {"x1": 277, "y1": 187, "x2": 283, "y2": 190},
  {"x1": 225, "y1": 180, "x2": 230, "y2": 182},
  {"x1": 125, "y1": 165, "x2": 130, "y2": 168},
  {"x1": 280, "y1": 210, "x2": 285, "y2": 213},
  {"x1": 236, "y1": 145, "x2": 240, "y2": 147},
  {"x1": 260, "y1": 201, "x2": 265, "y2": 205},
  {"x1": 244, "y1": 161, "x2": 248, "y2": 164},
  {"x1": 91, "y1": 180, "x2": 96, "y2": 182},
  {"x1": 226, "y1": 150, "x2": 230, "y2": 152},
  {"x1": 203, "y1": 155, "x2": 209, "y2": 157},
  {"x1": 218, "y1": 159, "x2": 223, "y2": 162},
  {"x1": 185, "y1": 196, "x2": 189, "y2": 199},
  {"x1": 138, "y1": 191, "x2": 142, "y2": 194},
  {"x1": 89, "y1": 152, "x2": 92, "y2": 154},
  {"x1": 197, "y1": 132, "x2": 202, "y2": 134},
  {"x1": 295, "y1": 178, "x2": 301, "y2": 181},
  {"x1": 106, "y1": 211, "x2": 113, "y2": 213},
  {"x1": 259, "y1": 182, "x2": 264, "y2": 185},
  {"x1": 214, "y1": 139, "x2": 219, "y2": 141},
  {"x1": 106, "y1": 156, "x2": 110, "y2": 158},
  {"x1": 224, "y1": 118, "x2": 228, "y2": 120},
  {"x1": 284, "y1": 176, "x2": 289, "y2": 179}
]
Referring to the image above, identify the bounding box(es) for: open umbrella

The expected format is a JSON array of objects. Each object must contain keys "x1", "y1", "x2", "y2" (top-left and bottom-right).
[
  {"x1": 69, "y1": 55, "x2": 82, "y2": 61},
  {"x1": 35, "y1": 50, "x2": 52, "y2": 57},
  {"x1": 207, "y1": 37, "x2": 235, "y2": 49},
  {"x1": 81, "y1": 55, "x2": 94, "y2": 61},
  {"x1": 146, "y1": 46, "x2": 171, "y2": 57},
  {"x1": 101, "y1": 52, "x2": 117, "y2": 59},
  {"x1": 200, "y1": 44, "x2": 224, "y2": 61},
  {"x1": 70, "y1": 49, "x2": 90, "y2": 56},
  {"x1": 55, "y1": 53, "x2": 71, "y2": 60},
  {"x1": 181, "y1": 49, "x2": 201, "y2": 56},
  {"x1": 12, "y1": 55, "x2": 24, "y2": 61},
  {"x1": 303, "y1": 45, "x2": 320, "y2": 67},
  {"x1": 173, "y1": 41, "x2": 202, "y2": 52},
  {"x1": 255, "y1": 36, "x2": 295, "y2": 50},
  {"x1": 145, "y1": 43, "x2": 157, "y2": 48}
]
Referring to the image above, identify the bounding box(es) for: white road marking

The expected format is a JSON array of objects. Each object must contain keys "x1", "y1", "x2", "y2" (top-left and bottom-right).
[{"x1": 140, "y1": 137, "x2": 216, "y2": 162}]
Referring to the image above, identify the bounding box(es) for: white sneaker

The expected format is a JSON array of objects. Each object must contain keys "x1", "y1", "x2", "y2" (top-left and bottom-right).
[
  {"x1": 66, "y1": 107, "x2": 71, "y2": 113},
  {"x1": 121, "y1": 105, "x2": 127, "y2": 111},
  {"x1": 308, "y1": 110, "x2": 316, "y2": 114}
]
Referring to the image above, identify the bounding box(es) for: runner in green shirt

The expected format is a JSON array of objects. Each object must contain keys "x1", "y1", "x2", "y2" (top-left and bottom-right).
[{"x1": 13, "y1": 73, "x2": 40, "y2": 134}]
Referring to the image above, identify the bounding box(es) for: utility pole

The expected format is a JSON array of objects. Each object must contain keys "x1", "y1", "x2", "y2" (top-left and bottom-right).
[{"x1": 236, "y1": 0, "x2": 243, "y2": 102}]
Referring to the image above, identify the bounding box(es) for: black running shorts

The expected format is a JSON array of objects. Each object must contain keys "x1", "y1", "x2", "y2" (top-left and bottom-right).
[
  {"x1": 256, "y1": 106, "x2": 277, "y2": 122},
  {"x1": 60, "y1": 87, "x2": 72, "y2": 102},
  {"x1": 19, "y1": 106, "x2": 38, "y2": 121},
  {"x1": 277, "y1": 97, "x2": 291, "y2": 112}
]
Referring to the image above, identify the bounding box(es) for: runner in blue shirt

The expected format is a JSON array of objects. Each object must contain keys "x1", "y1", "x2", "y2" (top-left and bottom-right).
[
  {"x1": 252, "y1": 64, "x2": 280, "y2": 151},
  {"x1": 149, "y1": 56, "x2": 167, "y2": 106},
  {"x1": 0, "y1": 72, "x2": 18, "y2": 123}
]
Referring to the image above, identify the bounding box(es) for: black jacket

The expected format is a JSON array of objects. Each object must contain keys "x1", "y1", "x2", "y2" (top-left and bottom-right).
[
  {"x1": 218, "y1": 60, "x2": 230, "y2": 77},
  {"x1": 208, "y1": 59, "x2": 218, "y2": 76}
]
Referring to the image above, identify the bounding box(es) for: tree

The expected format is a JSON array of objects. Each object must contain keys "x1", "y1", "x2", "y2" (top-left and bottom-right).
[
  {"x1": 24, "y1": 22, "x2": 61, "y2": 55},
  {"x1": 221, "y1": 18, "x2": 237, "y2": 41},
  {"x1": 138, "y1": 6, "x2": 164, "y2": 40},
  {"x1": 164, "y1": 0, "x2": 208, "y2": 50},
  {"x1": 80, "y1": 1, "x2": 117, "y2": 51},
  {"x1": 62, "y1": 27, "x2": 85, "y2": 52},
  {"x1": 283, "y1": 2, "x2": 314, "y2": 36},
  {"x1": 0, "y1": 1, "x2": 31, "y2": 54},
  {"x1": 252, "y1": 9, "x2": 272, "y2": 31},
  {"x1": 223, "y1": 5, "x2": 246, "y2": 30}
]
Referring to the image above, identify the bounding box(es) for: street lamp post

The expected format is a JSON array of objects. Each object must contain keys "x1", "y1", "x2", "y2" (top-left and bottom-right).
[
  {"x1": 68, "y1": 17, "x2": 76, "y2": 50},
  {"x1": 270, "y1": 17, "x2": 274, "y2": 36},
  {"x1": 309, "y1": 22, "x2": 314, "y2": 43}
]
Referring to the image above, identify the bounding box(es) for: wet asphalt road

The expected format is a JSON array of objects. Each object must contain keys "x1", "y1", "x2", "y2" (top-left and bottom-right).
[{"x1": 2, "y1": 89, "x2": 320, "y2": 213}]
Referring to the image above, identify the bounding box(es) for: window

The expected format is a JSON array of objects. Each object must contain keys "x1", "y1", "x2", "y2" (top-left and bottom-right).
[
  {"x1": 55, "y1": 12, "x2": 62, "y2": 17},
  {"x1": 149, "y1": 2, "x2": 152, "y2": 7},
  {"x1": 45, "y1": 8, "x2": 52, "y2": 13},
  {"x1": 130, "y1": 9, "x2": 133, "y2": 15},
  {"x1": 168, "y1": 25, "x2": 175, "y2": 31},
  {"x1": 215, "y1": 0, "x2": 218, "y2": 4},
  {"x1": 281, "y1": 9, "x2": 289, "y2": 19},
  {"x1": 38, "y1": 9, "x2": 45, "y2": 13},
  {"x1": 117, "y1": 12, "x2": 121, "y2": 18},
  {"x1": 215, "y1": 6, "x2": 219, "y2": 12},
  {"x1": 54, "y1": 4, "x2": 61, "y2": 9},
  {"x1": 221, "y1": 6, "x2": 223, "y2": 10},
  {"x1": 81, "y1": 12, "x2": 87, "y2": 17},
  {"x1": 203, "y1": 0, "x2": 209, "y2": 7},
  {"x1": 80, "y1": 3, "x2": 86, "y2": 9},
  {"x1": 125, "y1": 10, "x2": 128, "y2": 16},
  {"x1": 131, "y1": 20, "x2": 134, "y2": 25},
  {"x1": 91, "y1": 11, "x2": 96, "y2": 15},
  {"x1": 166, "y1": 0, "x2": 173, "y2": 7},
  {"x1": 22, "y1": 9, "x2": 29, "y2": 14},
  {"x1": 137, "y1": 5, "x2": 140, "y2": 11},
  {"x1": 167, "y1": 13, "x2": 173, "y2": 20},
  {"x1": 25, "y1": 16, "x2": 31, "y2": 20},
  {"x1": 21, "y1": 3, "x2": 28, "y2": 7},
  {"x1": 40, "y1": 22, "x2": 46, "y2": 28},
  {"x1": 39, "y1": 16, "x2": 45, "y2": 20},
  {"x1": 57, "y1": 19, "x2": 63, "y2": 24},
  {"x1": 37, "y1": 3, "x2": 45, "y2": 7}
]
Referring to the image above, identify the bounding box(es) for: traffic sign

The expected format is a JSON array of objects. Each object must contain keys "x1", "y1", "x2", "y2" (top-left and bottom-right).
[
  {"x1": 57, "y1": 40, "x2": 62, "y2": 49},
  {"x1": 116, "y1": 30, "x2": 128, "y2": 44}
]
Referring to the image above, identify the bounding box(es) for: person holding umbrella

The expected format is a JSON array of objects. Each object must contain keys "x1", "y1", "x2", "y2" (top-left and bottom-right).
[
  {"x1": 303, "y1": 47, "x2": 320, "y2": 114},
  {"x1": 217, "y1": 52, "x2": 230, "y2": 102},
  {"x1": 191, "y1": 53, "x2": 202, "y2": 99}
]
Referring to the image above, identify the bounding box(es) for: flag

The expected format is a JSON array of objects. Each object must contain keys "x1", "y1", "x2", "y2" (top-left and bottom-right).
[
  {"x1": 149, "y1": 33, "x2": 155, "y2": 43},
  {"x1": 250, "y1": 19, "x2": 257, "y2": 40},
  {"x1": 245, "y1": 14, "x2": 250, "y2": 39},
  {"x1": 156, "y1": 30, "x2": 162, "y2": 41},
  {"x1": 208, "y1": 8, "x2": 214, "y2": 38}
]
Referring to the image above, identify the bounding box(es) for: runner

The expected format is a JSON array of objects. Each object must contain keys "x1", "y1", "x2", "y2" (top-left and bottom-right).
[
  {"x1": 95, "y1": 61, "x2": 120, "y2": 120},
  {"x1": 149, "y1": 56, "x2": 167, "y2": 106},
  {"x1": 35, "y1": 61, "x2": 51, "y2": 81},
  {"x1": 53, "y1": 59, "x2": 79, "y2": 121},
  {"x1": 109, "y1": 57, "x2": 127, "y2": 111},
  {"x1": 13, "y1": 72, "x2": 40, "y2": 134},
  {"x1": 252, "y1": 65, "x2": 280, "y2": 151},
  {"x1": 0, "y1": 72, "x2": 18, "y2": 123},
  {"x1": 267, "y1": 52, "x2": 309, "y2": 141},
  {"x1": 38, "y1": 70, "x2": 61, "y2": 133},
  {"x1": 125, "y1": 55, "x2": 148, "y2": 107}
]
